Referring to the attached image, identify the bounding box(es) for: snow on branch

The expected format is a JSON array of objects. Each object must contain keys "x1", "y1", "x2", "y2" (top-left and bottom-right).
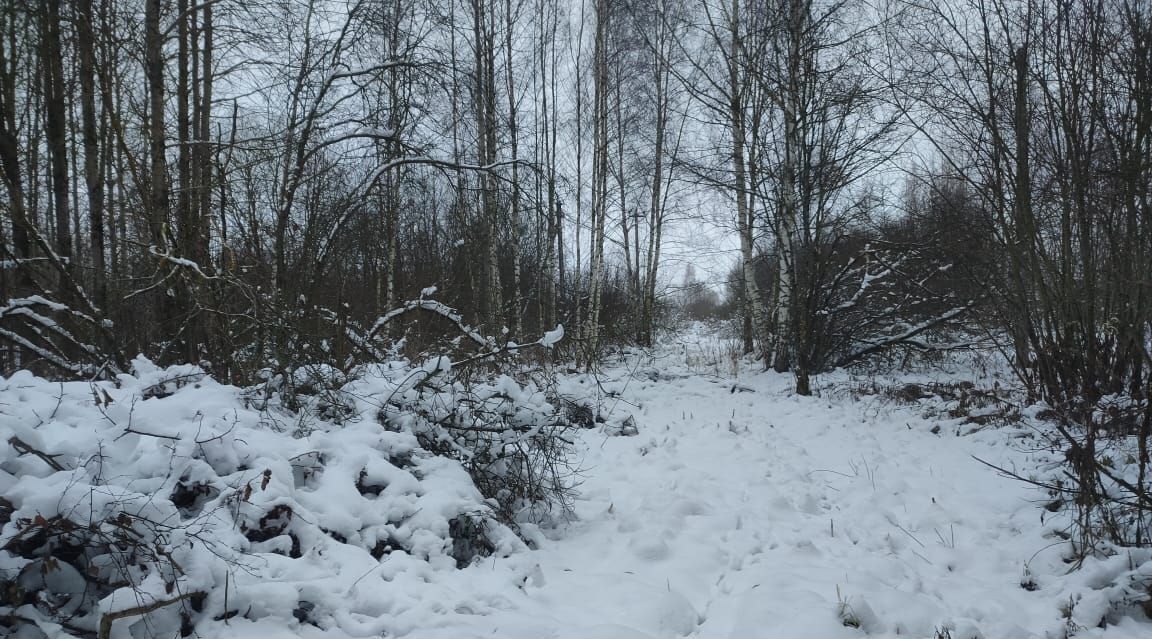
[
  {"x1": 0, "y1": 296, "x2": 111, "y2": 376},
  {"x1": 0, "y1": 257, "x2": 61, "y2": 269},
  {"x1": 367, "y1": 296, "x2": 564, "y2": 357},
  {"x1": 369, "y1": 298, "x2": 495, "y2": 350},
  {"x1": 836, "y1": 305, "x2": 973, "y2": 367},
  {"x1": 147, "y1": 245, "x2": 217, "y2": 280},
  {"x1": 806, "y1": 239, "x2": 976, "y2": 371},
  {"x1": 0, "y1": 326, "x2": 83, "y2": 374}
]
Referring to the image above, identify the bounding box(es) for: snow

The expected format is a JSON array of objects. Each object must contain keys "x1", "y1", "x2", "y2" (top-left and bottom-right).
[
  {"x1": 540, "y1": 324, "x2": 565, "y2": 348},
  {"x1": 3, "y1": 329, "x2": 1150, "y2": 638},
  {"x1": 0, "y1": 361, "x2": 527, "y2": 638},
  {"x1": 379, "y1": 336, "x2": 1146, "y2": 639}
]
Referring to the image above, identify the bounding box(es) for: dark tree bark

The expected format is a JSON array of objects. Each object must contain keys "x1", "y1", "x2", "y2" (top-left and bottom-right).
[
  {"x1": 77, "y1": 0, "x2": 106, "y2": 310},
  {"x1": 40, "y1": 0, "x2": 72, "y2": 273}
]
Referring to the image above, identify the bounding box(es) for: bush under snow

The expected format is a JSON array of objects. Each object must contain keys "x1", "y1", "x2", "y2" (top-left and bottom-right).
[{"x1": 0, "y1": 352, "x2": 576, "y2": 638}]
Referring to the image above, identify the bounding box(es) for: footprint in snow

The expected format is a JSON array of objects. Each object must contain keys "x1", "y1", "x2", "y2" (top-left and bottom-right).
[
  {"x1": 560, "y1": 625, "x2": 658, "y2": 639},
  {"x1": 628, "y1": 536, "x2": 671, "y2": 561}
]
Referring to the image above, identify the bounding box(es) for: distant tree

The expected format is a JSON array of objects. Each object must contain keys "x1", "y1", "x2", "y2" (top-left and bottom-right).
[{"x1": 679, "y1": 265, "x2": 721, "y2": 321}]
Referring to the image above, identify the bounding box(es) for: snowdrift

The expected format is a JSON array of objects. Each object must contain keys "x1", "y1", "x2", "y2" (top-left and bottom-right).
[{"x1": 0, "y1": 357, "x2": 570, "y2": 638}]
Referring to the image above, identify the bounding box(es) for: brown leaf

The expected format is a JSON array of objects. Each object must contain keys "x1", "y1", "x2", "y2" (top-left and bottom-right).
[
  {"x1": 242, "y1": 484, "x2": 252, "y2": 503},
  {"x1": 260, "y1": 469, "x2": 271, "y2": 491}
]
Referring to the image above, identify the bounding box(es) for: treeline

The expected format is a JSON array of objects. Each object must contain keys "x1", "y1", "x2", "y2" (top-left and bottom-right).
[
  {"x1": 699, "y1": 0, "x2": 1152, "y2": 412},
  {"x1": 0, "y1": 0, "x2": 698, "y2": 380},
  {"x1": 1, "y1": 0, "x2": 1151, "y2": 557},
  {"x1": 909, "y1": 0, "x2": 1152, "y2": 549},
  {"x1": 2, "y1": 0, "x2": 1151, "y2": 415},
  {"x1": 712, "y1": 0, "x2": 1152, "y2": 549}
]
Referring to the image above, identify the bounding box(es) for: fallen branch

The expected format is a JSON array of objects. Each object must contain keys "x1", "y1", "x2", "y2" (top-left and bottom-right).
[
  {"x1": 8, "y1": 436, "x2": 65, "y2": 471},
  {"x1": 99, "y1": 591, "x2": 205, "y2": 639}
]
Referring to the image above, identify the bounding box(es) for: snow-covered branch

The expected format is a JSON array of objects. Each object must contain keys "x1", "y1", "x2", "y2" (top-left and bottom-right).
[
  {"x1": 369, "y1": 298, "x2": 494, "y2": 350},
  {"x1": 835, "y1": 305, "x2": 972, "y2": 367}
]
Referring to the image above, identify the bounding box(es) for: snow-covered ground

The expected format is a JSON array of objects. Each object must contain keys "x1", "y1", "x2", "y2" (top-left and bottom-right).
[
  {"x1": 3, "y1": 330, "x2": 1151, "y2": 638},
  {"x1": 385, "y1": 336, "x2": 1151, "y2": 639}
]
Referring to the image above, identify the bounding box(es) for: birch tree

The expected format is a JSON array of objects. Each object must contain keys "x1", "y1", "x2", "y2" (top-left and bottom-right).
[
  {"x1": 671, "y1": 0, "x2": 775, "y2": 359},
  {"x1": 757, "y1": 0, "x2": 903, "y2": 394}
]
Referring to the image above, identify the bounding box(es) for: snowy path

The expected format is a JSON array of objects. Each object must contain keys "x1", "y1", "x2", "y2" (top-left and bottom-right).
[
  {"x1": 508, "y1": 364, "x2": 1052, "y2": 639},
  {"x1": 399, "y1": 353, "x2": 1146, "y2": 639}
]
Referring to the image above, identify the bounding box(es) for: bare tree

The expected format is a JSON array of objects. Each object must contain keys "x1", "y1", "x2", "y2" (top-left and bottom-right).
[
  {"x1": 757, "y1": 0, "x2": 904, "y2": 393},
  {"x1": 675, "y1": 0, "x2": 775, "y2": 359},
  {"x1": 898, "y1": 0, "x2": 1152, "y2": 548},
  {"x1": 582, "y1": 0, "x2": 610, "y2": 362}
]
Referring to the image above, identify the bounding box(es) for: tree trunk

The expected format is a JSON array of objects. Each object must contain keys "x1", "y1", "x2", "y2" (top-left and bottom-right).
[
  {"x1": 41, "y1": 0, "x2": 72, "y2": 275},
  {"x1": 504, "y1": 0, "x2": 522, "y2": 336},
  {"x1": 77, "y1": 0, "x2": 106, "y2": 310},
  {"x1": 472, "y1": 0, "x2": 502, "y2": 332},
  {"x1": 0, "y1": 11, "x2": 32, "y2": 301},
  {"x1": 729, "y1": 0, "x2": 769, "y2": 362},
  {"x1": 145, "y1": 0, "x2": 170, "y2": 251},
  {"x1": 584, "y1": 0, "x2": 610, "y2": 364}
]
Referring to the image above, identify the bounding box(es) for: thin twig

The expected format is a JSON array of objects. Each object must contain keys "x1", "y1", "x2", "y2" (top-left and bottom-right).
[{"x1": 8, "y1": 436, "x2": 65, "y2": 471}]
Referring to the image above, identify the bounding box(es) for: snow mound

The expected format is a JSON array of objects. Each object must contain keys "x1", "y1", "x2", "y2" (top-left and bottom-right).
[{"x1": 0, "y1": 362, "x2": 533, "y2": 638}]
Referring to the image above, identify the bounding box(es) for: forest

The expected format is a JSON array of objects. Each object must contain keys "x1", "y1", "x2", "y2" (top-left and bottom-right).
[{"x1": 2, "y1": 0, "x2": 1152, "y2": 637}]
